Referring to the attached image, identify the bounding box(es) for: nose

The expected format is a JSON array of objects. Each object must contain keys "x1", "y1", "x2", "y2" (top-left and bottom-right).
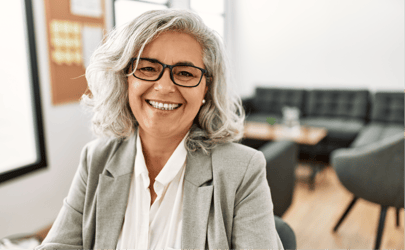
[{"x1": 154, "y1": 67, "x2": 176, "y2": 93}]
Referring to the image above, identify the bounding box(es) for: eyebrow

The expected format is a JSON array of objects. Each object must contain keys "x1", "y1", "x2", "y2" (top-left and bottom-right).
[
  {"x1": 142, "y1": 57, "x2": 196, "y2": 67},
  {"x1": 174, "y1": 61, "x2": 195, "y2": 67}
]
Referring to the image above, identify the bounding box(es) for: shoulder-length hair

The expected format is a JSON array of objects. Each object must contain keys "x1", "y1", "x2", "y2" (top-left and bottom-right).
[{"x1": 81, "y1": 9, "x2": 245, "y2": 155}]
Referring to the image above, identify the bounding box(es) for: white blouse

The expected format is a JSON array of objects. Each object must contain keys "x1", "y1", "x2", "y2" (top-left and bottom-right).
[{"x1": 116, "y1": 130, "x2": 188, "y2": 249}]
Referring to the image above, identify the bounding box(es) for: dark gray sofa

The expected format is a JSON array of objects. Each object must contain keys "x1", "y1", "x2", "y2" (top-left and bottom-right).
[
  {"x1": 242, "y1": 87, "x2": 403, "y2": 164},
  {"x1": 299, "y1": 89, "x2": 370, "y2": 160},
  {"x1": 243, "y1": 87, "x2": 306, "y2": 124}
]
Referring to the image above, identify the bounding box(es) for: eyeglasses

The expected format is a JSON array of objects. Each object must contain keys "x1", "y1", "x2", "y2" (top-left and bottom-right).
[{"x1": 128, "y1": 58, "x2": 208, "y2": 88}]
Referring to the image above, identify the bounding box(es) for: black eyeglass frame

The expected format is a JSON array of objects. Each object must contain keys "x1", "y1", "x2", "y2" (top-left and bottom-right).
[{"x1": 128, "y1": 57, "x2": 209, "y2": 88}]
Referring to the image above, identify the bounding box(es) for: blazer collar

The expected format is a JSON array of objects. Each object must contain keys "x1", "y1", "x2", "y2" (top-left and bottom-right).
[
  {"x1": 184, "y1": 149, "x2": 213, "y2": 186},
  {"x1": 104, "y1": 133, "x2": 137, "y2": 178},
  {"x1": 94, "y1": 127, "x2": 213, "y2": 249},
  {"x1": 104, "y1": 127, "x2": 213, "y2": 186}
]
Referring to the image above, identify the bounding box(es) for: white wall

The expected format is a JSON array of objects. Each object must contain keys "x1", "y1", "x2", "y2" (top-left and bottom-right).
[
  {"x1": 170, "y1": 0, "x2": 189, "y2": 9},
  {"x1": 230, "y1": 0, "x2": 404, "y2": 98}
]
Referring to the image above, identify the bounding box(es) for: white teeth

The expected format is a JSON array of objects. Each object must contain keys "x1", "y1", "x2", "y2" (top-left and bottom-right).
[{"x1": 147, "y1": 100, "x2": 181, "y2": 111}]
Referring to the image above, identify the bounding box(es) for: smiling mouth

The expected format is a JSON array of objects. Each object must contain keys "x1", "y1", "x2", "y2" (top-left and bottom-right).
[{"x1": 146, "y1": 100, "x2": 183, "y2": 111}]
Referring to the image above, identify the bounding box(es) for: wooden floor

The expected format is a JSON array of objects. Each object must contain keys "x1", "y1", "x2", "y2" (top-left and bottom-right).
[{"x1": 282, "y1": 164, "x2": 404, "y2": 249}]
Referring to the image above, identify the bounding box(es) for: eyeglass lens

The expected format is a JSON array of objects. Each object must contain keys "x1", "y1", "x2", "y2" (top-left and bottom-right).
[{"x1": 131, "y1": 59, "x2": 203, "y2": 87}]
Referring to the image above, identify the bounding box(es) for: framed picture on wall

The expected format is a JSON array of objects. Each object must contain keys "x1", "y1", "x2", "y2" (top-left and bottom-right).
[{"x1": 0, "y1": 0, "x2": 47, "y2": 185}]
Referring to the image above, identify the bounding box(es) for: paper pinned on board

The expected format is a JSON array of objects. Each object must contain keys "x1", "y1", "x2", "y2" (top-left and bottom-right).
[
  {"x1": 81, "y1": 25, "x2": 103, "y2": 68},
  {"x1": 70, "y1": 0, "x2": 103, "y2": 18},
  {"x1": 50, "y1": 20, "x2": 82, "y2": 65}
]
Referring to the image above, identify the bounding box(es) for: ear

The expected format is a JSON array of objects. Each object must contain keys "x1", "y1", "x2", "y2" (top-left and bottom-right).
[{"x1": 204, "y1": 85, "x2": 208, "y2": 96}]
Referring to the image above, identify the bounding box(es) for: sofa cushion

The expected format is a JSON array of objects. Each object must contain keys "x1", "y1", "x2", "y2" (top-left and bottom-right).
[
  {"x1": 253, "y1": 87, "x2": 305, "y2": 116},
  {"x1": 371, "y1": 92, "x2": 404, "y2": 125},
  {"x1": 300, "y1": 117, "x2": 365, "y2": 141},
  {"x1": 245, "y1": 113, "x2": 282, "y2": 124},
  {"x1": 305, "y1": 89, "x2": 369, "y2": 120},
  {"x1": 351, "y1": 122, "x2": 404, "y2": 148}
]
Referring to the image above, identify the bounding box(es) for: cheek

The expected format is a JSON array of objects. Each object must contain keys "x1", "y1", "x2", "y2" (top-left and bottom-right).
[
  {"x1": 186, "y1": 89, "x2": 205, "y2": 112},
  {"x1": 128, "y1": 80, "x2": 147, "y2": 115},
  {"x1": 128, "y1": 78, "x2": 142, "y2": 92},
  {"x1": 127, "y1": 82, "x2": 136, "y2": 106},
  {"x1": 128, "y1": 79, "x2": 147, "y2": 100}
]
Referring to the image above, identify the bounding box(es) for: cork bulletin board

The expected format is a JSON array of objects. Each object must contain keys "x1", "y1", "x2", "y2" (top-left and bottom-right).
[{"x1": 44, "y1": 0, "x2": 106, "y2": 105}]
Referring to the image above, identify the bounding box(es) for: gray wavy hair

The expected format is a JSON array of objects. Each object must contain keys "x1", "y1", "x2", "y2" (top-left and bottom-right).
[{"x1": 81, "y1": 9, "x2": 245, "y2": 155}]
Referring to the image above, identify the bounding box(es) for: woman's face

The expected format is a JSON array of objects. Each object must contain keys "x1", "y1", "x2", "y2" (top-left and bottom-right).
[{"x1": 128, "y1": 31, "x2": 208, "y2": 139}]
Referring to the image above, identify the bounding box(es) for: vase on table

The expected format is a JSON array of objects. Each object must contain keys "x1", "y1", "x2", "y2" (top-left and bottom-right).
[{"x1": 282, "y1": 106, "x2": 301, "y2": 138}]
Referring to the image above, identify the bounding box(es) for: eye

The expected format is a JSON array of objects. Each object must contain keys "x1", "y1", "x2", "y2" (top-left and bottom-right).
[
  {"x1": 139, "y1": 67, "x2": 157, "y2": 72},
  {"x1": 178, "y1": 71, "x2": 194, "y2": 77}
]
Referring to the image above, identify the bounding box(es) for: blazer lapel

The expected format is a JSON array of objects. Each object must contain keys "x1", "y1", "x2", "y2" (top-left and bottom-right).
[
  {"x1": 182, "y1": 149, "x2": 213, "y2": 249},
  {"x1": 94, "y1": 133, "x2": 136, "y2": 249}
]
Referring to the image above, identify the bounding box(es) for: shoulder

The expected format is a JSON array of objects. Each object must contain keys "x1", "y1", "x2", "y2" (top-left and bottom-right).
[
  {"x1": 80, "y1": 136, "x2": 128, "y2": 171},
  {"x1": 84, "y1": 136, "x2": 123, "y2": 158},
  {"x1": 212, "y1": 142, "x2": 264, "y2": 165},
  {"x1": 211, "y1": 142, "x2": 266, "y2": 178}
]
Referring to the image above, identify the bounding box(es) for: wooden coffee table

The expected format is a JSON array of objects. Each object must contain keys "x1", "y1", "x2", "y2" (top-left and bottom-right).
[
  {"x1": 244, "y1": 122, "x2": 327, "y2": 145},
  {"x1": 244, "y1": 121, "x2": 328, "y2": 190}
]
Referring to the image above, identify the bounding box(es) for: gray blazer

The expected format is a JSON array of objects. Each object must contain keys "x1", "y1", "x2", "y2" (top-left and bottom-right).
[{"x1": 35, "y1": 129, "x2": 284, "y2": 249}]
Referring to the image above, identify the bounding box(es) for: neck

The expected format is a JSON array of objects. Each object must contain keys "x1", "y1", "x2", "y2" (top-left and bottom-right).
[{"x1": 138, "y1": 127, "x2": 189, "y2": 175}]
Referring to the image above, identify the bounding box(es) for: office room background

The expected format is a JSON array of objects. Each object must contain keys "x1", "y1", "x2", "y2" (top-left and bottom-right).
[{"x1": 0, "y1": 0, "x2": 403, "y2": 247}]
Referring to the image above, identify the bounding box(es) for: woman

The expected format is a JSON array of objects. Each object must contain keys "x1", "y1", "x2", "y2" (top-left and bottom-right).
[{"x1": 35, "y1": 9, "x2": 283, "y2": 249}]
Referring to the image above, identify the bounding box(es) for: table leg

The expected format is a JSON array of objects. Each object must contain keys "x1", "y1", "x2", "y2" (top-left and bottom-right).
[
  {"x1": 306, "y1": 151, "x2": 326, "y2": 190},
  {"x1": 309, "y1": 164, "x2": 320, "y2": 190}
]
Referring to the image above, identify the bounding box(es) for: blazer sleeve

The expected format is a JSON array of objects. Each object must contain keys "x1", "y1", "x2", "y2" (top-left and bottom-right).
[
  {"x1": 34, "y1": 144, "x2": 90, "y2": 250},
  {"x1": 231, "y1": 150, "x2": 284, "y2": 249}
]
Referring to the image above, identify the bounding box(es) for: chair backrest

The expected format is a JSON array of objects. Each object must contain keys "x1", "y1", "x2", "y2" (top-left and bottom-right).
[
  {"x1": 334, "y1": 133, "x2": 404, "y2": 208},
  {"x1": 274, "y1": 215, "x2": 297, "y2": 249},
  {"x1": 259, "y1": 140, "x2": 298, "y2": 217}
]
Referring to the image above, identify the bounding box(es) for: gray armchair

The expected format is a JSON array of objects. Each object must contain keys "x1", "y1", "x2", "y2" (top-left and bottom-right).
[
  {"x1": 274, "y1": 215, "x2": 297, "y2": 249},
  {"x1": 259, "y1": 140, "x2": 298, "y2": 217},
  {"x1": 330, "y1": 133, "x2": 404, "y2": 249}
]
